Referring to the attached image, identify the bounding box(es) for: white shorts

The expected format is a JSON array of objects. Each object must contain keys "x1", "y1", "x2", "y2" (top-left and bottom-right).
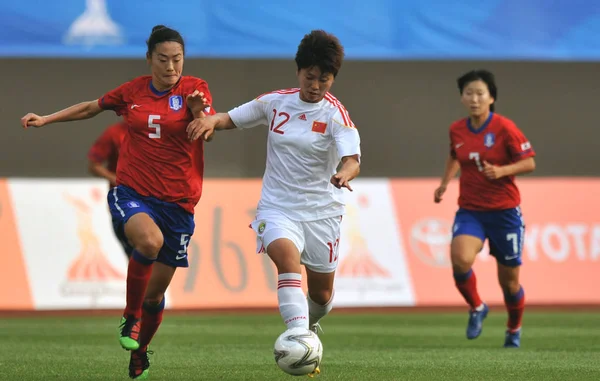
[{"x1": 250, "y1": 209, "x2": 342, "y2": 273}]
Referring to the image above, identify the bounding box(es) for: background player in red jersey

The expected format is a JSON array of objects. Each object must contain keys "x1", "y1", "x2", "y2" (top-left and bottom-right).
[
  {"x1": 21, "y1": 25, "x2": 213, "y2": 379},
  {"x1": 88, "y1": 120, "x2": 127, "y2": 188},
  {"x1": 88, "y1": 120, "x2": 132, "y2": 258},
  {"x1": 434, "y1": 70, "x2": 536, "y2": 348}
]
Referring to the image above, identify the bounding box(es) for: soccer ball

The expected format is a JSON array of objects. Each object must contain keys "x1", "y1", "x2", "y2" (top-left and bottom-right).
[{"x1": 273, "y1": 327, "x2": 323, "y2": 376}]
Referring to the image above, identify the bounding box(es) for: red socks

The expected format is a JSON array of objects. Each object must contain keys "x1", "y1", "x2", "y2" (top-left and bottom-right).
[
  {"x1": 453, "y1": 269, "x2": 483, "y2": 310},
  {"x1": 504, "y1": 286, "x2": 525, "y2": 332},
  {"x1": 138, "y1": 297, "x2": 165, "y2": 351},
  {"x1": 123, "y1": 250, "x2": 155, "y2": 319}
]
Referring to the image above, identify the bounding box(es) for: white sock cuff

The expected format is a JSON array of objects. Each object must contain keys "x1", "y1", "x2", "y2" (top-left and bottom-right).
[
  {"x1": 277, "y1": 273, "x2": 302, "y2": 291},
  {"x1": 278, "y1": 273, "x2": 302, "y2": 281}
]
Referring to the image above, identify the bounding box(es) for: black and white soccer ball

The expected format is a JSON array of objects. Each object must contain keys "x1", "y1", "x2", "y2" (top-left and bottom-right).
[{"x1": 273, "y1": 327, "x2": 323, "y2": 376}]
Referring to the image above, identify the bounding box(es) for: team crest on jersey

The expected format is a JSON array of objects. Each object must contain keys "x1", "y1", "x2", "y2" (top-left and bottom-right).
[
  {"x1": 169, "y1": 95, "x2": 183, "y2": 111},
  {"x1": 258, "y1": 221, "x2": 266, "y2": 234},
  {"x1": 484, "y1": 132, "x2": 495, "y2": 148}
]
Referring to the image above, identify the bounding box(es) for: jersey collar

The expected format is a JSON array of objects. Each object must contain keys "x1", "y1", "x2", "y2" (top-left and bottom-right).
[
  {"x1": 467, "y1": 112, "x2": 494, "y2": 134},
  {"x1": 296, "y1": 92, "x2": 326, "y2": 109},
  {"x1": 149, "y1": 78, "x2": 181, "y2": 97}
]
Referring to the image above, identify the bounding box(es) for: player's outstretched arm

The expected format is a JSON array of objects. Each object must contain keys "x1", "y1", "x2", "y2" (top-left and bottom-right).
[
  {"x1": 212, "y1": 113, "x2": 237, "y2": 130},
  {"x1": 186, "y1": 113, "x2": 236, "y2": 142},
  {"x1": 434, "y1": 154, "x2": 460, "y2": 203},
  {"x1": 21, "y1": 100, "x2": 103, "y2": 129},
  {"x1": 331, "y1": 155, "x2": 360, "y2": 191}
]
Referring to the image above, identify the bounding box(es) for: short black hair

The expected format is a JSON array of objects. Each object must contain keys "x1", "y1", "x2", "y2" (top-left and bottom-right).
[
  {"x1": 295, "y1": 30, "x2": 344, "y2": 77},
  {"x1": 146, "y1": 25, "x2": 185, "y2": 57},
  {"x1": 457, "y1": 70, "x2": 497, "y2": 112}
]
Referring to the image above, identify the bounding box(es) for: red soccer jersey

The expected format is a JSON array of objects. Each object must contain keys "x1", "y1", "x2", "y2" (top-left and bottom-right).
[
  {"x1": 98, "y1": 75, "x2": 214, "y2": 214},
  {"x1": 449, "y1": 113, "x2": 535, "y2": 211},
  {"x1": 87, "y1": 121, "x2": 128, "y2": 174}
]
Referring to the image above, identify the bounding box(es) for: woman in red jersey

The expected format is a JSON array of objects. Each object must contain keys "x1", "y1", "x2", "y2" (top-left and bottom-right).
[
  {"x1": 21, "y1": 25, "x2": 213, "y2": 379},
  {"x1": 434, "y1": 70, "x2": 536, "y2": 348}
]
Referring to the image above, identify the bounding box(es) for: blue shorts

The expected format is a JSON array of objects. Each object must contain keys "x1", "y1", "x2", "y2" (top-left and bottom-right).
[
  {"x1": 107, "y1": 185, "x2": 195, "y2": 268},
  {"x1": 452, "y1": 207, "x2": 525, "y2": 267}
]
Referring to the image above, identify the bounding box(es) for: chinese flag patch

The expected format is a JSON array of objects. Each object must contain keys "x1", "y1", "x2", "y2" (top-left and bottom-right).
[{"x1": 312, "y1": 121, "x2": 327, "y2": 134}]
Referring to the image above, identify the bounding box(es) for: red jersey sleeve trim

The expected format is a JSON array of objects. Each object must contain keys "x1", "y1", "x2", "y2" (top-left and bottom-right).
[
  {"x1": 255, "y1": 88, "x2": 300, "y2": 100},
  {"x1": 324, "y1": 92, "x2": 355, "y2": 128}
]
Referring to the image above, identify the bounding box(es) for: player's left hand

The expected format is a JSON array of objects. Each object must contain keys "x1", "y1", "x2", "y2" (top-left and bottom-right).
[
  {"x1": 482, "y1": 160, "x2": 505, "y2": 180},
  {"x1": 331, "y1": 172, "x2": 353, "y2": 191},
  {"x1": 186, "y1": 90, "x2": 210, "y2": 115}
]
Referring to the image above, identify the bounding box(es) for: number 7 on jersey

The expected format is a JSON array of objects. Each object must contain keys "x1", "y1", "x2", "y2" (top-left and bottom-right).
[{"x1": 469, "y1": 152, "x2": 483, "y2": 171}]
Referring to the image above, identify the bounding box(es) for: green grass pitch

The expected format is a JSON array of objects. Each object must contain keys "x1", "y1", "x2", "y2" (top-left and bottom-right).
[{"x1": 1, "y1": 309, "x2": 599, "y2": 380}]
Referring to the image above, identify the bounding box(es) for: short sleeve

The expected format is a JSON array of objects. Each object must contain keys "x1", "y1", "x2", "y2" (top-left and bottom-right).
[
  {"x1": 331, "y1": 109, "x2": 361, "y2": 160},
  {"x1": 98, "y1": 81, "x2": 131, "y2": 116},
  {"x1": 449, "y1": 129, "x2": 457, "y2": 159},
  {"x1": 186, "y1": 77, "x2": 217, "y2": 115},
  {"x1": 505, "y1": 122, "x2": 535, "y2": 161},
  {"x1": 228, "y1": 98, "x2": 269, "y2": 129}
]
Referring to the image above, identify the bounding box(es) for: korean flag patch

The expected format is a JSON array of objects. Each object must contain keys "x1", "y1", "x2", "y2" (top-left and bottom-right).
[
  {"x1": 169, "y1": 95, "x2": 183, "y2": 111},
  {"x1": 484, "y1": 132, "x2": 495, "y2": 148}
]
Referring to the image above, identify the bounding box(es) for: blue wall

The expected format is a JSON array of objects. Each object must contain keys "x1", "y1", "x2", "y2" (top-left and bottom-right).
[{"x1": 2, "y1": 0, "x2": 599, "y2": 60}]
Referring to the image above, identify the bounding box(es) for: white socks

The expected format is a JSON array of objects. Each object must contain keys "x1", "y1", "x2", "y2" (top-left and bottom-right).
[
  {"x1": 308, "y1": 290, "x2": 334, "y2": 326},
  {"x1": 277, "y1": 273, "x2": 309, "y2": 329}
]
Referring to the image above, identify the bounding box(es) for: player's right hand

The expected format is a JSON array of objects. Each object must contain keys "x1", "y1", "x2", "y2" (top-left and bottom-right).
[
  {"x1": 434, "y1": 185, "x2": 446, "y2": 203},
  {"x1": 186, "y1": 117, "x2": 216, "y2": 142},
  {"x1": 20, "y1": 113, "x2": 46, "y2": 129}
]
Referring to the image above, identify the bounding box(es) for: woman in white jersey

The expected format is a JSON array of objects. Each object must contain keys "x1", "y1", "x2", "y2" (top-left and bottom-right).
[{"x1": 187, "y1": 29, "x2": 361, "y2": 350}]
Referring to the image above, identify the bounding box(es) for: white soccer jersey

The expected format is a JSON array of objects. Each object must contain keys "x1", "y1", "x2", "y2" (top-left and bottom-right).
[{"x1": 228, "y1": 88, "x2": 361, "y2": 221}]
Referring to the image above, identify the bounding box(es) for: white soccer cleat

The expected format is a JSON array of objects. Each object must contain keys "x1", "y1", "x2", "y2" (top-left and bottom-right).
[{"x1": 309, "y1": 323, "x2": 323, "y2": 335}]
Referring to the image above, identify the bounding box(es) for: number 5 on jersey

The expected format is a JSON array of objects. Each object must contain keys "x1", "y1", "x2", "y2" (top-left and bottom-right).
[{"x1": 148, "y1": 115, "x2": 161, "y2": 139}]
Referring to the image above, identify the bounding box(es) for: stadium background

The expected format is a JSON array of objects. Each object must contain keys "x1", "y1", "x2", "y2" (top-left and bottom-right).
[
  {"x1": 1, "y1": 2, "x2": 600, "y2": 379},
  {"x1": 1, "y1": 0, "x2": 600, "y2": 311}
]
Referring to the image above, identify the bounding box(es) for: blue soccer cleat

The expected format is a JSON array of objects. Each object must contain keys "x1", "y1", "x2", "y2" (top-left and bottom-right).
[
  {"x1": 504, "y1": 329, "x2": 521, "y2": 348},
  {"x1": 466, "y1": 303, "x2": 489, "y2": 339}
]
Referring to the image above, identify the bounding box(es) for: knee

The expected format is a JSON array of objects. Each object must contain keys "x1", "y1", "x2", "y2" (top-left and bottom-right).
[
  {"x1": 144, "y1": 293, "x2": 164, "y2": 306},
  {"x1": 134, "y1": 231, "x2": 164, "y2": 257},
  {"x1": 308, "y1": 288, "x2": 333, "y2": 306},
  {"x1": 499, "y1": 278, "x2": 521, "y2": 295},
  {"x1": 450, "y1": 251, "x2": 475, "y2": 274},
  {"x1": 274, "y1": 257, "x2": 300, "y2": 274}
]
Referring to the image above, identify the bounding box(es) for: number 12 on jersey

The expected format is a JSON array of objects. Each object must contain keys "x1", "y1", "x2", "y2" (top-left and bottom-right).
[
  {"x1": 469, "y1": 152, "x2": 483, "y2": 171},
  {"x1": 270, "y1": 109, "x2": 289, "y2": 135}
]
